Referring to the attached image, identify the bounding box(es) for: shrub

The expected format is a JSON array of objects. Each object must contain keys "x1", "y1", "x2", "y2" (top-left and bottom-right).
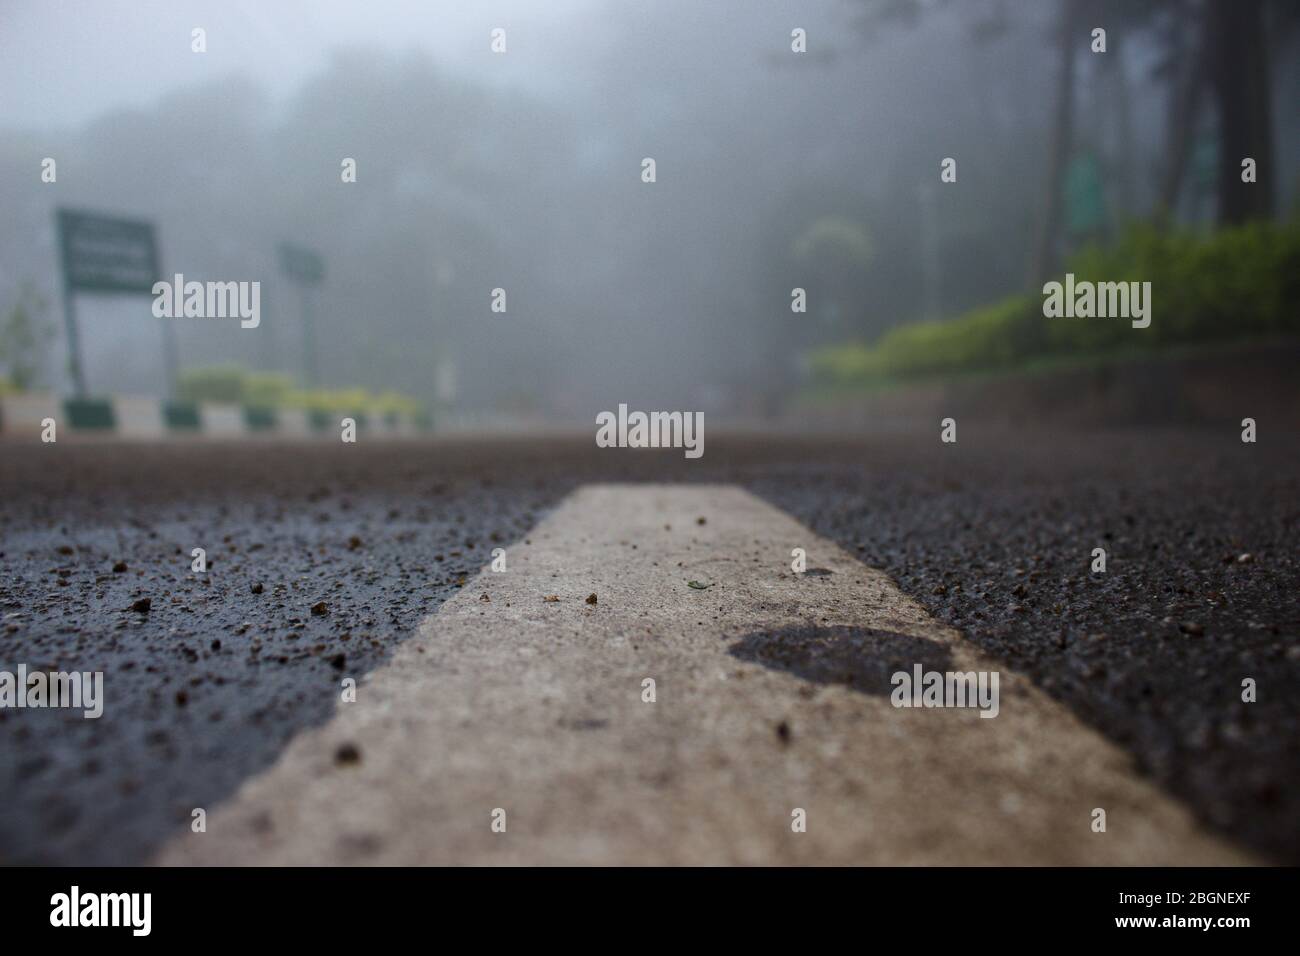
[
  {"x1": 810, "y1": 219, "x2": 1300, "y2": 387},
  {"x1": 177, "y1": 366, "x2": 424, "y2": 418}
]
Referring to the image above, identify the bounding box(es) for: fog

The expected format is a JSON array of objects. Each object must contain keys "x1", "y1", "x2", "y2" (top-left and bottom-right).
[{"x1": 1, "y1": 0, "x2": 1294, "y2": 420}]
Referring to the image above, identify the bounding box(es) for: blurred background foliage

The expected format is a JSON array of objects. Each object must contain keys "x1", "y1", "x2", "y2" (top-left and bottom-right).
[
  {"x1": 810, "y1": 218, "x2": 1300, "y2": 386},
  {"x1": 0, "y1": 284, "x2": 54, "y2": 394},
  {"x1": 0, "y1": 0, "x2": 1296, "y2": 415},
  {"x1": 176, "y1": 365, "x2": 422, "y2": 416}
]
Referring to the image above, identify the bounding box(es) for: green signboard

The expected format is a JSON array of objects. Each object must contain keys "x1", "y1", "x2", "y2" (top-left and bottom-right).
[
  {"x1": 1064, "y1": 154, "x2": 1105, "y2": 239},
  {"x1": 57, "y1": 209, "x2": 160, "y2": 293},
  {"x1": 54, "y1": 208, "x2": 170, "y2": 397},
  {"x1": 278, "y1": 242, "x2": 325, "y2": 284}
]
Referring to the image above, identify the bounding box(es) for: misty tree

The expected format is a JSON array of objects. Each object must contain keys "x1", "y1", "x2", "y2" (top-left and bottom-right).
[
  {"x1": 0, "y1": 284, "x2": 54, "y2": 391},
  {"x1": 847, "y1": 0, "x2": 1293, "y2": 283},
  {"x1": 1207, "y1": 0, "x2": 1280, "y2": 223},
  {"x1": 1152, "y1": 0, "x2": 1294, "y2": 224},
  {"x1": 792, "y1": 215, "x2": 875, "y2": 331}
]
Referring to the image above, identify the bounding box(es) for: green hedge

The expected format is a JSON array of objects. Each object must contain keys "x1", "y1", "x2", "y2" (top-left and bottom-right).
[
  {"x1": 811, "y1": 220, "x2": 1300, "y2": 386},
  {"x1": 175, "y1": 366, "x2": 423, "y2": 419}
]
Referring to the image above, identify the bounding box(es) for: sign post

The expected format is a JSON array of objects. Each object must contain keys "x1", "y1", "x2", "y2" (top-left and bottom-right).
[
  {"x1": 55, "y1": 209, "x2": 167, "y2": 396},
  {"x1": 278, "y1": 242, "x2": 326, "y2": 387}
]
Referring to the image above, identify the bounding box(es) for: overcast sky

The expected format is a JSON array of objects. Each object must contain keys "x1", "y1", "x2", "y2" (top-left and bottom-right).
[{"x1": 0, "y1": 0, "x2": 602, "y2": 129}]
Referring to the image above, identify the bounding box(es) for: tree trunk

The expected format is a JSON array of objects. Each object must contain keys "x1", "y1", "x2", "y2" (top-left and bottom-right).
[
  {"x1": 1028, "y1": 0, "x2": 1079, "y2": 286},
  {"x1": 1109, "y1": 30, "x2": 1136, "y2": 221},
  {"x1": 1209, "y1": 0, "x2": 1275, "y2": 224},
  {"x1": 1156, "y1": 5, "x2": 1206, "y2": 224}
]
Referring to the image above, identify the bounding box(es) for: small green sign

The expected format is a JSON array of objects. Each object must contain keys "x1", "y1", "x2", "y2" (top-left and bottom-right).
[
  {"x1": 278, "y1": 242, "x2": 325, "y2": 284},
  {"x1": 56, "y1": 209, "x2": 160, "y2": 293},
  {"x1": 1064, "y1": 154, "x2": 1105, "y2": 238}
]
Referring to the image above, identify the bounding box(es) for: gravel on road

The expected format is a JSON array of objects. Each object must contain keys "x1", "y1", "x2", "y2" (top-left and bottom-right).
[{"x1": 1, "y1": 426, "x2": 1295, "y2": 863}]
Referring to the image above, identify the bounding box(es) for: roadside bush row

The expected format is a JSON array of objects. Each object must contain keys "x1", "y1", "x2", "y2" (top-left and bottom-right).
[
  {"x1": 176, "y1": 366, "x2": 425, "y2": 417},
  {"x1": 810, "y1": 220, "x2": 1300, "y2": 385}
]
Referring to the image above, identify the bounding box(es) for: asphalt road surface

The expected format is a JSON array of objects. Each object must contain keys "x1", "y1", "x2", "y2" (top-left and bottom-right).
[{"x1": 1, "y1": 426, "x2": 1296, "y2": 864}]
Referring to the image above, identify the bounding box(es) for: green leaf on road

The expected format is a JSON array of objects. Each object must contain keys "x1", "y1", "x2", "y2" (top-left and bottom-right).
[{"x1": 686, "y1": 580, "x2": 713, "y2": 590}]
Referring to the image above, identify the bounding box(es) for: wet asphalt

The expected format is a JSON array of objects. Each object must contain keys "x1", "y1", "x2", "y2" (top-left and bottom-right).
[{"x1": 1, "y1": 427, "x2": 1296, "y2": 864}]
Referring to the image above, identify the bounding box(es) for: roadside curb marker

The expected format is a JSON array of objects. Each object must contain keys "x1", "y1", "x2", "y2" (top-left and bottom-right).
[{"x1": 0, "y1": 393, "x2": 429, "y2": 439}]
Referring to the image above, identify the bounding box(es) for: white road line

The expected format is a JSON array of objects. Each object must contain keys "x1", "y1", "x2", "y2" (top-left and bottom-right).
[{"x1": 156, "y1": 484, "x2": 1251, "y2": 864}]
